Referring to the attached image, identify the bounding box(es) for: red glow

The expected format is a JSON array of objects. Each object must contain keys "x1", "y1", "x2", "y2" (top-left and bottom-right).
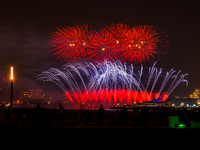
[
  {"x1": 64, "y1": 89, "x2": 169, "y2": 105},
  {"x1": 154, "y1": 92, "x2": 160, "y2": 100},
  {"x1": 64, "y1": 92, "x2": 74, "y2": 103},
  {"x1": 161, "y1": 92, "x2": 169, "y2": 101}
]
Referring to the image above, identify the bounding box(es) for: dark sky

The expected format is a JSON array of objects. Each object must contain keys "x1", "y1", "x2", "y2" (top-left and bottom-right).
[{"x1": 0, "y1": 0, "x2": 199, "y2": 98}]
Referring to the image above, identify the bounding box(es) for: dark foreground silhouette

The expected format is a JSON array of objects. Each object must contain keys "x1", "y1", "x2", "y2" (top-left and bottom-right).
[{"x1": 1, "y1": 103, "x2": 200, "y2": 128}]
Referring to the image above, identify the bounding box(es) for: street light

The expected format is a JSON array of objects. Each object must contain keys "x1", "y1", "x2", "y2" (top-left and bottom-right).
[
  {"x1": 11, "y1": 67, "x2": 13, "y2": 80},
  {"x1": 10, "y1": 67, "x2": 13, "y2": 124}
]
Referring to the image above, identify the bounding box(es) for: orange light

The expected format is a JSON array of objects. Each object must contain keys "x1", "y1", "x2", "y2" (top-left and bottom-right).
[
  {"x1": 102, "y1": 48, "x2": 105, "y2": 51},
  {"x1": 11, "y1": 67, "x2": 13, "y2": 80}
]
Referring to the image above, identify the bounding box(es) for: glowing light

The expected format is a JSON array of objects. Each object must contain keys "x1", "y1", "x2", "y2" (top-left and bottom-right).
[
  {"x1": 179, "y1": 124, "x2": 186, "y2": 127},
  {"x1": 141, "y1": 41, "x2": 143, "y2": 44},
  {"x1": 69, "y1": 43, "x2": 75, "y2": 46},
  {"x1": 11, "y1": 67, "x2": 13, "y2": 80},
  {"x1": 102, "y1": 48, "x2": 105, "y2": 51}
]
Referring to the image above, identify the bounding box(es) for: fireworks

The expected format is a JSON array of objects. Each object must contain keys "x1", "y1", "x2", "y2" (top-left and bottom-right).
[
  {"x1": 120, "y1": 25, "x2": 158, "y2": 63},
  {"x1": 50, "y1": 24, "x2": 91, "y2": 61},
  {"x1": 37, "y1": 60, "x2": 188, "y2": 105},
  {"x1": 37, "y1": 23, "x2": 187, "y2": 107},
  {"x1": 88, "y1": 30, "x2": 118, "y2": 62},
  {"x1": 50, "y1": 23, "x2": 168, "y2": 63}
]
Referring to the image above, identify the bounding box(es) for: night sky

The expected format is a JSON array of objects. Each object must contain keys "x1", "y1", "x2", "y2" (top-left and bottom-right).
[{"x1": 0, "y1": 0, "x2": 199, "y2": 98}]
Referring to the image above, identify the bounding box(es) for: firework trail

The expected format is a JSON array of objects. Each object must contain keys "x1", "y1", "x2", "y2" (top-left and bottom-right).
[
  {"x1": 87, "y1": 59, "x2": 142, "y2": 92},
  {"x1": 37, "y1": 60, "x2": 187, "y2": 104}
]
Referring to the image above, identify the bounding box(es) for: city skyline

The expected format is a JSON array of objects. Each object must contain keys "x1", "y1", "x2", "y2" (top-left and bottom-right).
[{"x1": 0, "y1": 1, "x2": 199, "y2": 98}]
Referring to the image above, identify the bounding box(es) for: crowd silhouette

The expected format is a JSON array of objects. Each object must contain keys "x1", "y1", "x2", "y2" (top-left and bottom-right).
[{"x1": 1, "y1": 102, "x2": 200, "y2": 127}]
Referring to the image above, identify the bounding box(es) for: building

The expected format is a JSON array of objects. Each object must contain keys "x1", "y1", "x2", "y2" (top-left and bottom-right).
[
  {"x1": 20, "y1": 89, "x2": 43, "y2": 99},
  {"x1": 167, "y1": 98, "x2": 197, "y2": 107},
  {"x1": 190, "y1": 88, "x2": 200, "y2": 99}
]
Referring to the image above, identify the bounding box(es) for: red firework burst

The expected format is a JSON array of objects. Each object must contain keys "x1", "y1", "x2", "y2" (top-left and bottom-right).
[
  {"x1": 50, "y1": 23, "x2": 168, "y2": 63},
  {"x1": 119, "y1": 24, "x2": 158, "y2": 63},
  {"x1": 50, "y1": 24, "x2": 91, "y2": 61},
  {"x1": 102, "y1": 23, "x2": 130, "y2": 46},
  {"x1": 88, "y1": 30, "x2": 118, "y2": 62}
]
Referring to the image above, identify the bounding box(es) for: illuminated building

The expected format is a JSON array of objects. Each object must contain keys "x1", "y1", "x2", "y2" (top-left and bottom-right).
[
  {"x1": 35, "y1": 89, "x2": 42, "y2": 97},
  {"x1": 16, "y1": 89, "x2": 68, "y2": 108},
  {"x1": 15, "y1": 89, "x2": 46, "y2": 107},
  {"x1": 21, "y1": 89, "x2": 43, "y2": 99},
  {"x1": 167, "y1": 97, "x2": 197, "y2": 107},
  {"x1": 190, "y1": 88, "x2": 200, "y2": 99}
]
